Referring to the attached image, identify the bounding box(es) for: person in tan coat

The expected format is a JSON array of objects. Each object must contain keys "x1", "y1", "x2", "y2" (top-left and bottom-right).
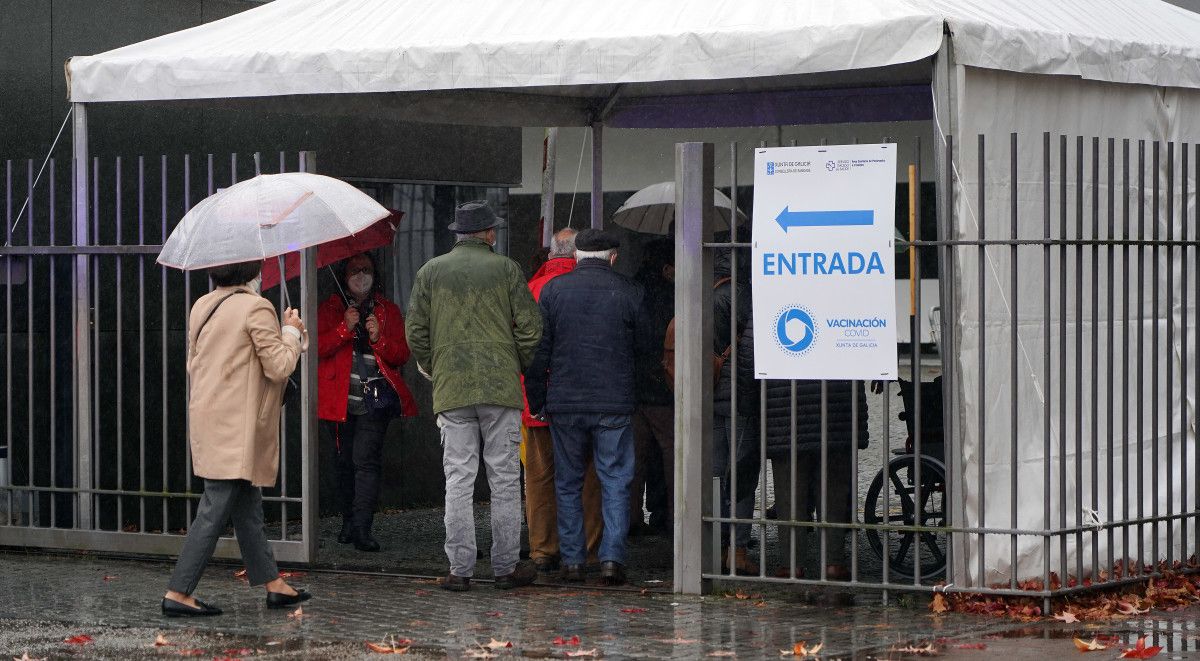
[{"x1": 161, "y1": 260, "x2": 312, "y2": 618}]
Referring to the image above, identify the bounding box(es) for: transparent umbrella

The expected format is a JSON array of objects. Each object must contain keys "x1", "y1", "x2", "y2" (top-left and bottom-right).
[
  {"x1": 157, "y1": 172, "x2": 389, "y2": 270},
  {"x1": 611, "y1": 181, "x2": 747, "y2": 235}
]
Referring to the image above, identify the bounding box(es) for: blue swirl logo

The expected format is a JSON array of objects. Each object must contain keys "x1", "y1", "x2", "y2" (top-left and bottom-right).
[{"x1": 775, "y1": 307, "x2": 816, "y2": 353}]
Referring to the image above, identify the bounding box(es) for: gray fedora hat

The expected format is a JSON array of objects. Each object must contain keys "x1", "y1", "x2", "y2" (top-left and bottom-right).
[{"x1": 447, "y1": 200, "x2": 506, "y2": 233}]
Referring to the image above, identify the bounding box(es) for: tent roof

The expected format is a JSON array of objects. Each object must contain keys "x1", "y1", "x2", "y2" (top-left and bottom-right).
[{"x1": 67, "y1": 0, "x2": 1200, "y2": 107}]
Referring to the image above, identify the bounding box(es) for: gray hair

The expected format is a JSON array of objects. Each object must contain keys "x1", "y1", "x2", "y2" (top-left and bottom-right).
[
  {"x1": 549, "y1": 228, "x2": 578, "y2": 258},
  {"x1": 456, "y1": 229, "x2": 493, "y2": 242},
  {"x1": 575, "y1": 248, "x2": 615, "y2": 262}
]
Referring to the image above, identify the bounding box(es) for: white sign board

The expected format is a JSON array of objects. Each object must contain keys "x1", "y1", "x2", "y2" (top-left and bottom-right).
[{"x1": 751, "y1": 144, "x2": 899, "y2": 380}]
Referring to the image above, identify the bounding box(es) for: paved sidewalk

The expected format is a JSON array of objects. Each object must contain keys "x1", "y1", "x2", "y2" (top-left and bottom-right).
[{"x1": 0, "y1": 551, "x2": 1198, "y2": 659}]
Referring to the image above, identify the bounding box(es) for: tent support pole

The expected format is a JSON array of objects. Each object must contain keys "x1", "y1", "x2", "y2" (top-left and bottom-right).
[
  {"x1": 591, "y1": 123, "x2": 603, "y2": 229},
  {"x1": 72, "y1": 102, "x2": 94, "y2": 530},
  {"x1": 673, "y1": 142, "x2": 714, "y2": 595}
]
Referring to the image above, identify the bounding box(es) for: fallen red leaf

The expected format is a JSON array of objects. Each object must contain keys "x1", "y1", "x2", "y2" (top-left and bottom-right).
[
  {"x1": 621, "y1": 608, "x2": 647, "y2": 614},
  {"x1": 930, "y1": 593, "x2": 950, "y2": 614},
  {"x1": 554, "y1": 636, "x2": 582, "y2": 646},
  {"x1": 277, "y1": 570, "x2": 306, "y2": 579},
  {"x1": 483, "y1": 611, "x2": 503, "y2": 617},
  {"x1": 222, "y1": 649, "x2": 253, "y2": 656},
  {"x1": 102, "y1": 575, "x2": 118, "y2": 582},
  {"x1": 955, "y1": 643, "x2": 987, "y2": 650},
  {"x1": 1053, "y1": 611, "x2": 1080, "y2": 623},
  {"x1": 414, "y1": 589, "x2": 431, "y2": 596},
  {"x1": 153, "y1": 634, "x2": 174, "y2": 647},
  {"x1": 1119, "y1": 637, "x2": 1163, "y2": 659},
  {"x1": 63, "y1": 635, "x2": 93, "y2": 645}
]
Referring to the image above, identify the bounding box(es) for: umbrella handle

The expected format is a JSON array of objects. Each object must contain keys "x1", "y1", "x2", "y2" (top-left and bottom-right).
[{"x1": 277, "y1": 255, "x2": 292, "y2": 309}]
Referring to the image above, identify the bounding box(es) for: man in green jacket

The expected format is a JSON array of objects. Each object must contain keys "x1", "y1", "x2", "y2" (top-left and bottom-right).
[{"x1": 406, "y1": 200, "x2": 542, "y2": 592}]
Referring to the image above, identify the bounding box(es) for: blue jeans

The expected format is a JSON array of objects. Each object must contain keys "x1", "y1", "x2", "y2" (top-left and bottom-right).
[
  {"x1": 713, "y1": 416, "x2": 761, "y2": 549},
  {"x1": 550, "y1": 413, "x2": 634, "y2": 566}
]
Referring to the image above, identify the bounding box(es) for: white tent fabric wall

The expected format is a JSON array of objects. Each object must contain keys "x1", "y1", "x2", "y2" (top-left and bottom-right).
[
  {"x1": 949, "y1": 66, "x2": 1200, "y2": 586},
  {"x1": 66, "y1": 0, "x2": 1200, "y2": 104}
]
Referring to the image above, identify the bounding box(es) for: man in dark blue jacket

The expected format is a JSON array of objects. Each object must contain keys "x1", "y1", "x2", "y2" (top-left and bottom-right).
[{"x1": 525, "y1": 228, "x2": 646, "y2": 586}]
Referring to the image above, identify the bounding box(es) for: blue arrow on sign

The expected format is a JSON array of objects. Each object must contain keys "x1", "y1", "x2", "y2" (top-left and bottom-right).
[{"x1": 775, "y1": 207, "x2": 874, "y2": 231}]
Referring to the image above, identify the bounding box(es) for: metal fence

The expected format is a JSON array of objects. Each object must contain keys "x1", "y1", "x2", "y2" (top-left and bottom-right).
[
  {"x1": 0, "y1": 151, "x2": 319, "y2": 562},
  {"x1": 674, "y1": 133, "x2": 1199, "y2": 606}
]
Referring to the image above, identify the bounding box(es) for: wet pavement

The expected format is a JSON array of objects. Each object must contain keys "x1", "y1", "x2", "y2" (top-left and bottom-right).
[{"x1": 2, "y1": 551, "x2": 1200, "y2": 659}]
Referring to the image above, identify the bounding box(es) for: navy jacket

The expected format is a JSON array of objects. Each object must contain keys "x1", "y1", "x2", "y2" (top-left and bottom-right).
[{"x1": 525, "y1": 258, "x2": 647, "y2": 416}]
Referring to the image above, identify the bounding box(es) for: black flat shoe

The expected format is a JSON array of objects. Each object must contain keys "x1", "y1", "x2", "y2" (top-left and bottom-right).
[
  {"x1": 337, "y1": 519, "x2": 353, "y2": 544},
  {"x1": 161, "y1": 597, "x2": 222, "y2": 618},
  {"x1": 266, "y1": 589, "x2": 312, "y2": 609},
  {"x1": 352, "y1": 527, "x2": 381, "y2": 552}
]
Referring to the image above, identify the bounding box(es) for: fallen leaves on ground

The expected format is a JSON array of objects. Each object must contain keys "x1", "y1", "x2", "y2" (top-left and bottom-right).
[
  {"x1": 1053, "y1": 611, "x2": 1080, "y2": 623},
  {"x1": 287, "y1": 606, "x2": 305, "y2": 620},
  {"x1": 366, "y1": 635, "x2": 412, "y2": 654},
  {"x1": 930, "y1": 593, "x2": 949, "y2": 614},
  {"x1": 780, "y1": 641, "x2": 824, "y2": 657},
  {"x1": 655, "y1": 637, "x2": 699, "y2": 645},
  {"x1": 934, "y1": 563, "x2": 1200, "y2": 621},
  {"x1": 414, "y1": 589, "x2": 431, "y2": 597},
  {"x1": 707, "y1": 651, "x2": 737, "y2": 657},
  {"x1": 176, "y1": 649, "x2": 205, "y2": 657},
  {"x1": 222, "y1": 649, "x2": 253, "y2": 656},
  {"x1": 565, "y1": 650, "x2": 601, "y2": 658},
  {"x1": 1119, "y1": 637, "x2": 1163, "y2": 659},
  {"x1": 954, "y1": 643, "x2": 987, "y2": 650},
  {"x1": 554, "y1": 636, "x2": 582, "y2": 646},
  {"x1": 102, "y1": 575, "x2": 118, "y2": 582},
  {"x1": 891, "y1": 642, "x2": 938, "y2": 656},
  {"x1": 1117, "y1": 601, "x2": 1151, "y2": 616},
  {"x1": 153, "y1": 634, "x2": 174, "y2": 647},
  {"x1": 463, "y1": 650, "x2": 495, "y2": 659},
  {"x1": 1072, "y1": 638, "x2": 1107, "y2": 652},
  {"x1": 63, "y1": 635, "x2": 93, "y2": 645},
  {"x1": 483, "y1": 611, "x2": 504, "y2": 617},
  {"x1": 484, "y1": 639, "x2": 513, "y2": 650},
  {"x1": 233, "y1": 568, "x2": 248, "y2": 580},
  {"x1": 620, "y1": 608, "x2": 647, "y2": 614},
  {"x1": 277, "y1": 570, "x2": 306, "y2": 579}
]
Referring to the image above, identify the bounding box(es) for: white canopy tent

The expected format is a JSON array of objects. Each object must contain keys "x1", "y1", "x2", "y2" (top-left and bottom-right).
[{"x1": 65, "y1": 0, "x2": 1200, "y2": 590}]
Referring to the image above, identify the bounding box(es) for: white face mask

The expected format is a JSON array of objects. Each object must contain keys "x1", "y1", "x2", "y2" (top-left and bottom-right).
[
  {"x1": 349, "y1": 273, "x2": 373, "y2": 296},
  {"x1": 249, "y1": 275, "x2": 262, "y2": 294}
]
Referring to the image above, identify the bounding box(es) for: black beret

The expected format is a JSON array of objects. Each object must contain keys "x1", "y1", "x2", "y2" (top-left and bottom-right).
[{"x1": 574, "y1": 228, "x2": 621, "y2": 252}]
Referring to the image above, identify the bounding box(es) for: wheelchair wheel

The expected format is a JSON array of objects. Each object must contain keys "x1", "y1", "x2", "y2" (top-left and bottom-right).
[{"x1": 863, "y1": 454, "x2": 948, "y2": 580}]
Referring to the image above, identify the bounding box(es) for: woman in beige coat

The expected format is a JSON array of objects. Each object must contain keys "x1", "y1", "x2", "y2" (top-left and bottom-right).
[{"x1": 161, "y1": 260, "x2": 312, "y2": 617}]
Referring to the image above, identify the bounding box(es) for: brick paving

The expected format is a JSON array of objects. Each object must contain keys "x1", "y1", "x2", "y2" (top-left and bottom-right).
[{"x1": 0, "y1": 551, "x2": 1199, "y2": 659}]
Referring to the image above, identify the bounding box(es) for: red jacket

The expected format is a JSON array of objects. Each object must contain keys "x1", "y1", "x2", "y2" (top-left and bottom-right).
[
  {"x1": 521, "y1": 257, "x2": 575, "y2": 427},
  {"x1": 317, "y1": 292, "x2": 418, "y2": 422}
]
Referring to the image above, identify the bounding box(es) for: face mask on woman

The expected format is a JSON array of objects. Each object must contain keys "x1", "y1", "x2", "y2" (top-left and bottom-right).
[{"x1": 349, "y1": 273, "x2": 373, "y2": 297}]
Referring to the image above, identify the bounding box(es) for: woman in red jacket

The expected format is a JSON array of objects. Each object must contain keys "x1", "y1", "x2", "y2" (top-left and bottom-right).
[{"x1": 317, "y1": 252, "x2": 417, "y2": 552}]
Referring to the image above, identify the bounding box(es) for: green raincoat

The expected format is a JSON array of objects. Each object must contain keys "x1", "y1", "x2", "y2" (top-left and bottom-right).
[{"x1": 405, "y1": 239, "x2": 542, "y2": 414}]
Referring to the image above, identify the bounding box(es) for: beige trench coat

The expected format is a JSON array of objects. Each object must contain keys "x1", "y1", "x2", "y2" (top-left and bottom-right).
[{"x1": 187, "y1": 285, "x2": 305, "y2": 487}]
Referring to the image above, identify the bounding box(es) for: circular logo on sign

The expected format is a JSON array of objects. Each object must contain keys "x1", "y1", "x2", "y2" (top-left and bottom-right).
[{"x1": 775, "y1": 307, "x2": 817, "y2": 354}]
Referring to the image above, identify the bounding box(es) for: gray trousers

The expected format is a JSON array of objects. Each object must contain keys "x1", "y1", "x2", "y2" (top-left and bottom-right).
[
  {"x1": 438, "y1": 404, "x2": 522, "y2": 578},
  {"x1": 167, "y1": 479, "x2": 279, "y2": 595}
]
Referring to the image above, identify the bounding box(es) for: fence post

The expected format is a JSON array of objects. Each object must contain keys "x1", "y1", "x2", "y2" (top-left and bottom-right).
[
  {"x1": 72, "y1": 103, "x2": 93, "y2": 530},
  {"x1": 673, "y1": 142, "x2": 714, "y2": 594}
]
